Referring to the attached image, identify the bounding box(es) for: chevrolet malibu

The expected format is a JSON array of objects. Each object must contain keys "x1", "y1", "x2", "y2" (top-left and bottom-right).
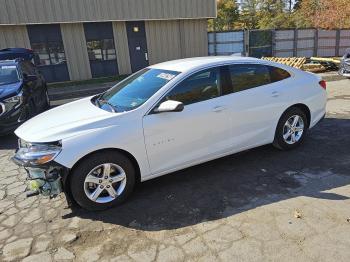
[{"x1": 12, "y1": 57, "x2": 327, "y2": 210}]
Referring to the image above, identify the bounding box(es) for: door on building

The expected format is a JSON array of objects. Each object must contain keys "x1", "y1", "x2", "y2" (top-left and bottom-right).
[
  {"x1": 84, "y1": 22, "x2": 119, "y2": 78},
  {"x1": 126, "y1": 21, "x2": 149, "y2": 72},
  {"x1": 27, "y1": 24, "x2": 70, "y2": 83}
]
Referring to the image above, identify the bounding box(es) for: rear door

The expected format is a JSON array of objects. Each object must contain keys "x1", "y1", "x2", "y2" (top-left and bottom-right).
[
  {"x1": 224, "y1": 63, "x2": 291, "y2": 149},
  {"x1": 143, "y1": 67, "x2": 233, "y2": 175}
]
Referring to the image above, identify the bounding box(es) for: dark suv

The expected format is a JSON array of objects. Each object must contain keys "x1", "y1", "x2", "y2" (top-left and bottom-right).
[{"x1": 0, "y1": 48, "x2": 49, "y2": 136}]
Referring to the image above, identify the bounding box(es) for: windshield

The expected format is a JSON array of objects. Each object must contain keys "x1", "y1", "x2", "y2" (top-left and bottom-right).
[
  {"x1": 97, "y1": 68, "x2": 180, "y2": 112},
  {"x1": 0, "y1": 65, "x2": 19, "y2": 86}
]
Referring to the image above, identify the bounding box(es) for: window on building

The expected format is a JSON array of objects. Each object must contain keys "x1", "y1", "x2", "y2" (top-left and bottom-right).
[
  {"x1": 86, "y1": 39, "x2": 116, "y2": 61},
  {"x1": 27, "y1": 24, "x2": 70, "y2": 83},
  {"x1": 165, "y1": 68, "x2": 220, "y2": 105},
  {"x1": 228, "y1": 64, "x2": 271, "y2": 92},
  {"x1": 32, "y1": 42, "x2": 66, "y2": 66}
]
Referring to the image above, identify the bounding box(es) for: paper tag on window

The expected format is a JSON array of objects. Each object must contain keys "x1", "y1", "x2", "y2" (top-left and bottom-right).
[
  {"x1": 157, "y1": 73, "x2": 176, "y2": 81},
  {"x1": 1, "y1": 65, "x2": 16, "y2": 69}
]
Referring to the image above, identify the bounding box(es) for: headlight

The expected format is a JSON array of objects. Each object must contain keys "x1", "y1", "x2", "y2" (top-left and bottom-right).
[
  {"x1": 3, "y1": 92, "x2": 23, "y2": 111},
  {"x1": 14, "y1": 140, "x2": 62, "y2": 166}
]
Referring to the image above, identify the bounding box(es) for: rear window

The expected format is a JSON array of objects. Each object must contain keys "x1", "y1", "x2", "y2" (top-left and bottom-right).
[
  {"x1": 228, "y1": 64, "x2": 271, "y2": 92},
  {"x1": 269, "y1": 66, "x2": 291, "y2": 82},
  {"x1": 0, "y1": 65, "x2": 19, "y2": 86}
]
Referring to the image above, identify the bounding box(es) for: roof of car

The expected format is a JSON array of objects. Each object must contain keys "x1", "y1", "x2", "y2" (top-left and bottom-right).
[{"x1": 149, "y1": 56, "x2": 261, "y2": 73}]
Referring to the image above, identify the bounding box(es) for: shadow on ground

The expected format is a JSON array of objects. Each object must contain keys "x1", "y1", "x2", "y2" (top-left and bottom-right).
[{"x1": 1, "y1": 118, "x2": 350, "y2": 231}]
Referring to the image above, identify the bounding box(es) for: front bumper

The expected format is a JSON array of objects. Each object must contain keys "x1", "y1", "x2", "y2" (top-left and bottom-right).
[{"x1": 12, "y1": 156, "x2": 69, "y2": 198}]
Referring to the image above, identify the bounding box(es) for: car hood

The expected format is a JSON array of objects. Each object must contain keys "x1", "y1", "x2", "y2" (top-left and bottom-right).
[
  {"x1": 15, "y1": 97, "x2": 123, "y2": 143},
  {"x1": 0, "y1": 82, "x2": 22, "y2": 100}
]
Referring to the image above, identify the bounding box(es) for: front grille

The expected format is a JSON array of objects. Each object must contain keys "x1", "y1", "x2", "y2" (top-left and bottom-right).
[{"x1": 0, "y1": 102, "x2": 5, "y2": 116}]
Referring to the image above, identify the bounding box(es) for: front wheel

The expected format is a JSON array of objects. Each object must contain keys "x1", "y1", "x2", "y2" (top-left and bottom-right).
[
  {"x1": 273, "y1": 107, "x2": 308, "y2": 150},
  {"x1": 70, "y1": 152, "x2": 136, "y2": 211}
]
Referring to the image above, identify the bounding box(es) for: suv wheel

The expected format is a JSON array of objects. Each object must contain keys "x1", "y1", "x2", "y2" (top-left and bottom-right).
[
  {"x1": 70, "y1": 151, "x2": 136, "y2": 211},
  {"x1": 273, "y1": 107, "x2": 308, "y2": 150}
]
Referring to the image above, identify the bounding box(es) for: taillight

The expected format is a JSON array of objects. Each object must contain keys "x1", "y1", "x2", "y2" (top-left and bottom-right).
[{"x1": 319, "y1": 80, "x2": 327, "y2": 90}]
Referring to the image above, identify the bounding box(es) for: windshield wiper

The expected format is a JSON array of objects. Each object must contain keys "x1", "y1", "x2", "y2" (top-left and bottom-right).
[{"x1": 96, "y1": 98, "x2": 118, "y2": 113}]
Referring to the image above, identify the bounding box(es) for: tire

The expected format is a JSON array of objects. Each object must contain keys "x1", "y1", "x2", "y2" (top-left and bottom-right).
[
  {"x1": 273, "y1": 107, "x2": 308, "y2": 150},
  {"x1": 43, "y1": 88, "x2": 50, "y2": 110},
  {"x1": 70, "y1": 151, "x2": 136, "y2": 211}
]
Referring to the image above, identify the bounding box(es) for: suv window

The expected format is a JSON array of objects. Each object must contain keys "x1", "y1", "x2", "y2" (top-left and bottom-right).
[
  {"x1": 165, "y1": 68, "x2": 220, "y2": 106},
  {"x1": 228, "y1": 64, "x2": 271, "y2": 92},
  {"x1": 268, "y1": 66, "x2": 291, "y2": 82}
]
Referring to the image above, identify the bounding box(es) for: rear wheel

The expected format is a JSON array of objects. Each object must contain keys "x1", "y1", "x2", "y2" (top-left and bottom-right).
[
  {"x1": 70, "y1": 151, "x2": 136, "y2": 211},
  {"x1": 273, "y1": 107, "x2": 308, "y2": 150}
]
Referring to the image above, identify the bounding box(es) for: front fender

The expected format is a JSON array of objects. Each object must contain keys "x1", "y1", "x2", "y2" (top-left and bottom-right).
[{"x1": 54, "y1": 124, "x2": 151, "y2": 179}]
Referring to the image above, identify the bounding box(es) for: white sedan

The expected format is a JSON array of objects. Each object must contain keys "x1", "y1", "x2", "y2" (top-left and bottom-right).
[{"x1": 13, "y1": 56, "x2": 327, "y2": 210}]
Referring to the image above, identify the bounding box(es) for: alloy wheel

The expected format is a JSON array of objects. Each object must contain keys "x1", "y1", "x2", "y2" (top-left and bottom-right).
[
  {"x1": 83, "y1": 163, "x2": 127, "y2": 203},
  {"x1": 282, "y1": 115, "x2": 304, "y2": 145}
]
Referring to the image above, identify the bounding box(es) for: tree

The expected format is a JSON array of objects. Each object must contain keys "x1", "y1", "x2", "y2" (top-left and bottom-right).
[
  {"x1": 208, "y1": 0, "x2": 240, "y2": 31},
  {"x1": 296, "y1": 0, "x2": 350, "y2": 28}
]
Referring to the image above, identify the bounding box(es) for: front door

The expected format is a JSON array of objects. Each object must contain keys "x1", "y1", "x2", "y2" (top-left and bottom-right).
[
  {"x1": 143, "y1": 67, "x2": 232, "y2": 175},
  {"x1": 126, "y1": 21, "x2": 149, "y2": 72}
]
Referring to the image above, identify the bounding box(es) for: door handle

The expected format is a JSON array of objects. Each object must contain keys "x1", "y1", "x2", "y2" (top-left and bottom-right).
[
  {"x1": 212, "y1": 106, "x2": 226, "y2": 112},
  {"x1": 145, "y1": 52, "x2": 148, "y2": 61},
  {"x1": 271, "y1": 91, "x2": 280, "y2": 97}
]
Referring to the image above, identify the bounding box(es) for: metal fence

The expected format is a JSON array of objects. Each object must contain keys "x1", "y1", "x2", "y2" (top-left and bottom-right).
[
  {"x1": 208, "y1": 31, "x2": 245, "y2": 55},
  {"x1": 208, "y1": 28, "x2": 350, "y2": 58}
]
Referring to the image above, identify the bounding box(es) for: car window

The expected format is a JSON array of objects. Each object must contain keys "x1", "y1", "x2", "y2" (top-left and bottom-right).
[
  {"x1": 268, "y1": 66, "x2": 291, "y2": 82},
  {"x1": 0, "y1": 65, "x2": 19, "y2": 86},
  {"x1": 228, "y1": 64, "x2": 271, "y2": 93},
  {"x1": 98, "y1": 68, "x2": 180, "y2": 112},
  {"x1": 165, "y1": 68, "x2": 220, "y2": 106}
]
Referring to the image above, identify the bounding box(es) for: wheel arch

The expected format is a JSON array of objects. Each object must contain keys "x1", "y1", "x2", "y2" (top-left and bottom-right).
[
  {"x1": 281, "y1": 103, "x2": 311, "y2": 128},
  {"x1": 62, "y1": 148, "x2": 141, "y2": 206}
]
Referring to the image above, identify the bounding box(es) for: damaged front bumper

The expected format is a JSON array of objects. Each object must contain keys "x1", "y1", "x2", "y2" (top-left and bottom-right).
[
  {"x1": 11, "y1": 139, "x2": 69, "y2": 199},
  {"x1": 12, "y1": 156, "x2": 68, "y2": 198}
]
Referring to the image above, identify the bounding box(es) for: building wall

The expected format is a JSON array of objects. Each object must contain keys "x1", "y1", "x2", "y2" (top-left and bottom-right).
[
  {"x1": 60, "y1": 23, "x2": 92, "y2": 81},
  {"x1": 179, "y1": 19, "x2": 209, "y2": 58},
  {"x1": 145, "y1": 19, "x2": 208, "y2": 65},
  {"x1": 0, "y1": 0, "x2": 216, "y2": 25},
  {"x1": 0, "y1": 18, "x2": 209, "y2": 82},
  {"x1": 145, "y1": 20, "x2": 182, "y2": 65},
  {"x1": 113, "y1": 22, "x2": 132, "y2": 75},
  {"x1": 0, "y1": 25, "x2": 30, "y2": 49}
]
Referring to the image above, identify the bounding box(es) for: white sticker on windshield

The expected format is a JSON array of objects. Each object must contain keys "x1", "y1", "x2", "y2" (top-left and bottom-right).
[
  {"x1": 1, "y1": 65, "x2": 16, "y2": 69},
  {"x1": 157, "y1": 73, "x2": 176, "y2": 81}
]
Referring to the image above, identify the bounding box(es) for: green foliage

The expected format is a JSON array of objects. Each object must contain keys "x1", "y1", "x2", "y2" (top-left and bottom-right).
[
  {"x1": 208, "y1": 0, "x2": 239, "y2": 31},
  {"x1": 209, "y1": 0, "x2": 346, "y2": 31}
]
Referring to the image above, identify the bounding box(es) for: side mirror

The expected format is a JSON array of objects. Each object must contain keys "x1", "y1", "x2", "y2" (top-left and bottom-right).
[
  {"x1": 23, "y1": 74, "x2": 37, "y2": 82},
  {"x1": 154, "y1": 100, "x2": 184, "y2": 113}
]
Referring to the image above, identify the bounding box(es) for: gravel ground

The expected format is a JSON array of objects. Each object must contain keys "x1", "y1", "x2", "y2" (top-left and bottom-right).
[{"x1": 0, "y1": 79, "x2": 349, "y2": 262}]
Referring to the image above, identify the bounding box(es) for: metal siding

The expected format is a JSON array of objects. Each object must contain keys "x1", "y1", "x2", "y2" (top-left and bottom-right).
[
  {"x1": 180, "y1": 19, "x2": 208, "y2": 58},
  {"x1": 113, "y1": 22, "x2": 132, "y2": 75},
  {"x1": 60, "y1": 23, "x2": 92, "y2": 81},
  {"x1": 145, "y1": 20, "x2": 182, "y2": 65},
  {"x1": 0, "y1": 25, "x2": 31, "y2": 49},
  {"x1": 0, "y1": 0, "x2": 216, "y2": 25}
]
